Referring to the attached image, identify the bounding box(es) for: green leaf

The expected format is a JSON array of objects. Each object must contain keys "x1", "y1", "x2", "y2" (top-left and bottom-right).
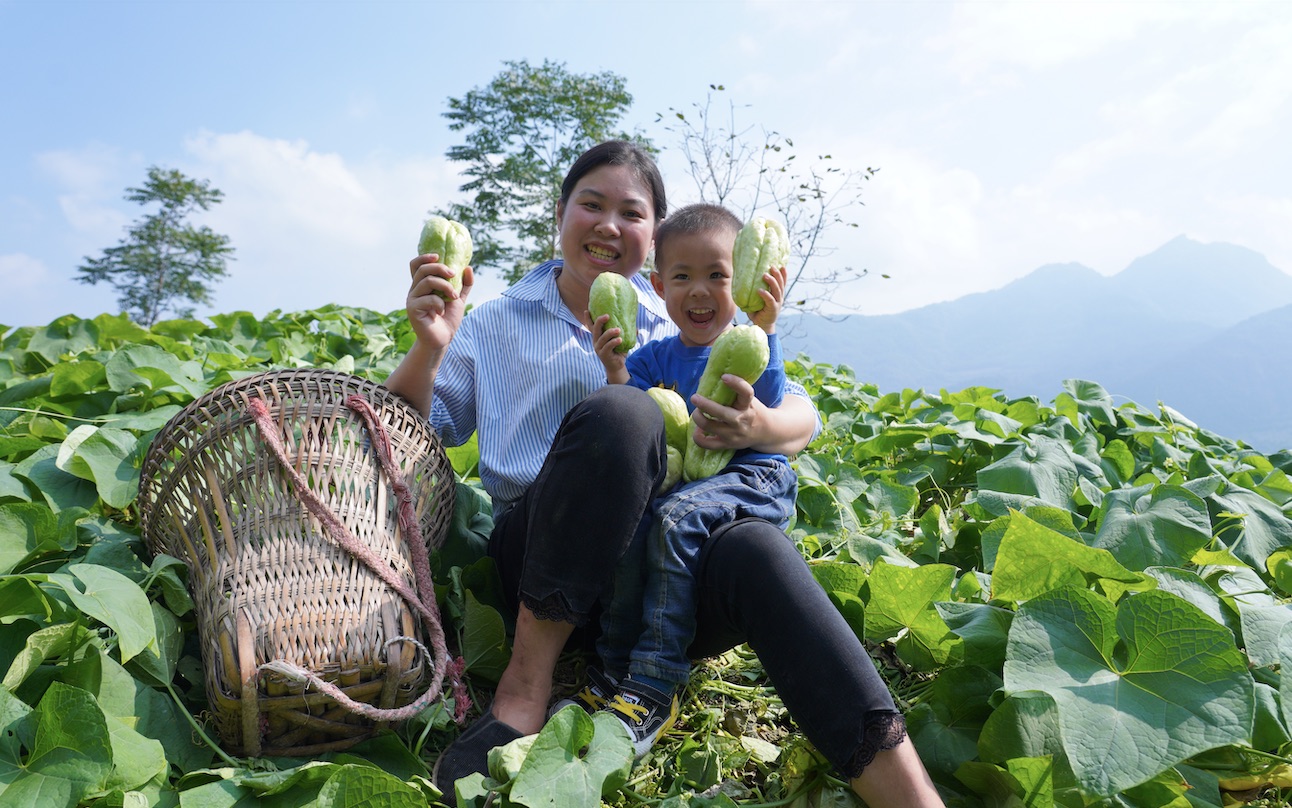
[
  {"x1": 907, "y1": 665, "x2": 1001, "y2": 780},
  {"x1": 811, "y1": 561, "x2": 868, "y2": 641},
  {"x1": 976, "y1": 437, "x2": 1079, "y2": 513},
  {"x1": 57, "y1": 427, "x2": 141, "y2": 509},
  {"x1": 462, "y1": 590, "x2": 510, "y2": 683},
  {"x1": 937, "y1": 601, "x2": 1014, "y2": 672},
  {"x1": 955, "y1": 757, "x2": 1054, "y2": 808},
  {"x1": 22, "y1": 682, "x2": 113, "y2": 804},
  {"x1": 863, "y1": 560, "x2": 961, "y2": 670},
  {"x1": 1002, "y1": 588, "x2": 1253, "y2": 797},
  {"x1": 1090, "y1": 485, "x2": 1212, "y2": 570},
  {"x1": 103, "y1": 345, "x2": 206, "y2": 400},
  {"x1": 49, "y1": 565, "x2": 156, "y2": 664},
  {"x1": 2, "y1": 623, "x2": 96, "y2": 690},
  {"x1": 0, "y1": 502, "x2": 73, "y2": 575},
  {"x1": 103, "y1": 713, "x2": 166, "y2": 793},
  {"x1": 316, "y1": 764, "x2": 427, "y2": 807},
  {"x1": 1207, "y1": 477, "x2": 1292, "y2": 570},
  {"x1": 991, "y1": 512, "x2": 1145, "y2": 603},
  {"x1": 49, "y1": 360, "x2": 107, "y2": 398},
  {"x1": 12, "y1": 444, "x2": 99, "y2": 513},
  {"x1": 0, "y1": 684, "x2": 33, "y2": 759},
  {"x1": 0, "y1": 462, "x2": 31, "y2": 503},
  {"x1": 507, "y1": 707, "x2": 633, "y2": 808},
  {"x1": 980, "y1": 506, "x2": 1081, "y2": 573}
]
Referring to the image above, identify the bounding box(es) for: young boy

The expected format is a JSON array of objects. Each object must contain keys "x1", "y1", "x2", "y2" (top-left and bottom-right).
[{"x1": 570, "y1": 203, "x2": 798, "y2": 755}]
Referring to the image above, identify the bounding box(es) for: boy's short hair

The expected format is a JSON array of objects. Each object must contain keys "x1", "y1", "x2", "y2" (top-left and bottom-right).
[{"x1": 654, "y1": 203, "x2": 742, "y2": 268}]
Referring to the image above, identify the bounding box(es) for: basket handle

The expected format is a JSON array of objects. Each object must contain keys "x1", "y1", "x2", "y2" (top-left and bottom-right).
[{"x1": 246, "y1": 394, "x2": 468, "y2": 724}]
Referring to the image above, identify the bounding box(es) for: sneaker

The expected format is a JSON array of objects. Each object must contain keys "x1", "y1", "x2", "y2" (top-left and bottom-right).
[
  {"x1": 548, "y1": 667, "x2": 619, "y2": 718},
  {"x1": 603, "y1": 679, "x2": 679, "y2": 756}
]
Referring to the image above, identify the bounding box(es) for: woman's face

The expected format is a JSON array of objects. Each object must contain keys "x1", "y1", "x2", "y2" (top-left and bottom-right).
[{"x1": 556, "y1": 164, "x2": 657, "y2": 294}]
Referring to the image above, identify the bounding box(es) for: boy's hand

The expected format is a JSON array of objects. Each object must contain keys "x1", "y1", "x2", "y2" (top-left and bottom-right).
[
  {"x1": 749, "y1": 265, "x2": 787, "y2": 334},
  {"x1": 690, "y1": 375, "x2": 765, "y2": 451},
  {"x1": 407, "y1": 253, "x2": 472, "y2": 350},
  {"x1": 590, "y1": 312, "x2": 629, "y2": 384}
]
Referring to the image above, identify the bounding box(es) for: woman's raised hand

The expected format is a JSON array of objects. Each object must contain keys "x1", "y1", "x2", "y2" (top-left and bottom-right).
[
  {"x1": 407, "y1": 253, "x2": 473, "y2": 350},
  {"x1": 590, "y1": 313, "x2": 629, "y2": 384}
]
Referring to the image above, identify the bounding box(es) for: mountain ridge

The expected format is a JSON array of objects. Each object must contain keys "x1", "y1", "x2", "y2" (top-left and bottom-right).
[{"x1": 780, "y1": 236, "x2": 1292, "y2": 452}]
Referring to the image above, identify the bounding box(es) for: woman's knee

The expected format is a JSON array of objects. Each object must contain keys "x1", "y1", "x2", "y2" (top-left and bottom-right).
[
  {"x1": 703, "y1": 518, "x2": 801, "y2": 587},
  {"x1": 569, "y1": 385, "x2": 662, "y2": 454}
]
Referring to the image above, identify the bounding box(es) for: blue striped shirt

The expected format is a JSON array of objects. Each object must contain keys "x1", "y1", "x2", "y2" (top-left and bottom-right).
[{"x1": 428, "y1": 259, "x2": 817, "y2": 510}]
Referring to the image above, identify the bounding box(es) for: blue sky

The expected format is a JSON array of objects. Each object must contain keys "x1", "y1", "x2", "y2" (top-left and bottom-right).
[{"x1": 3, "y1": 0, "x2": 1290, "y2": 328}]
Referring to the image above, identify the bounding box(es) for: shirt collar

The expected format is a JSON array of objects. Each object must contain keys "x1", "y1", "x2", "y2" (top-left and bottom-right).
[{"x1": 503, "y1": 259, "x2": 670, "y2": 324}]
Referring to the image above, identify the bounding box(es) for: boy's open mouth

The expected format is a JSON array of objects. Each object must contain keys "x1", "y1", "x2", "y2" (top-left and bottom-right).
[{"x1": 688, "y1": 308, "x2": 716, "y2": 326}]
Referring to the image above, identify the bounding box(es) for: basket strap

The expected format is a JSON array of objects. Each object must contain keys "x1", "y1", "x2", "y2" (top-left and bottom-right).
[{"x1": 246, "y1": 395, "x2": 468, "y2": 724}]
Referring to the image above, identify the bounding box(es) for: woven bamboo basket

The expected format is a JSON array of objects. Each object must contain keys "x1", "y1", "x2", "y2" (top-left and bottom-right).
[{"x1": 138, "y1": 368, "x2": 456, "y2": 756}]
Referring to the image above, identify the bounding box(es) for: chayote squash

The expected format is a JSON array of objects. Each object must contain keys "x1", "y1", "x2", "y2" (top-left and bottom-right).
[
  {"x1": 588, "y1": 272, "x2": 638, "y2": 353},
  {"x1": 731, "y1": 216, "x2": 789, "y2": 314},
  {"x1": 417, "y1": 216, "x2": 473, "y2": 295},
  {"x1": 683, "y1": 325, "x2": 770, "y2": 481},
  {"x1": 647, "y1": 386, "x2": 690, "y2": 493}
]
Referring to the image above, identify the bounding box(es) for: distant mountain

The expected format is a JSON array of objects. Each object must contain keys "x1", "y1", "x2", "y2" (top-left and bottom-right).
[{"x1": 780, "y1": 236, "x2": 1292, "y2": 452}]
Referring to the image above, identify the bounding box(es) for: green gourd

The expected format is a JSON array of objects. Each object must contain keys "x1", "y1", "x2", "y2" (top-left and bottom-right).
[
  {"x1": 417, "y1": 216, "x2": 473, "y2": 296},
  {"x1": 588, "y1": 272, "x2": 638, "y2": 353},
  {"x1": 683, "y1": 326, "x2": 770, "y2": 481},
  {"x1": 731, "y1": 216, "x2": 789, "y2": 314}
]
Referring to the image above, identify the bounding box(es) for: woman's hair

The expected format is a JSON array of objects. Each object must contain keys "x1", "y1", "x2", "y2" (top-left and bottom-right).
[
  {"x1": 654, "y1": 203, "x2": 742, "y2": 267},
  {"x1": 560, "y1": 140, "x2": 667, "y2": 223}
]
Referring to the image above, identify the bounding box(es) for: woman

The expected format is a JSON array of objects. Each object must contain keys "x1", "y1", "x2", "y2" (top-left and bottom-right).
[{"x1": 385, "y1": 140, "x2": 943, "y2": 807}]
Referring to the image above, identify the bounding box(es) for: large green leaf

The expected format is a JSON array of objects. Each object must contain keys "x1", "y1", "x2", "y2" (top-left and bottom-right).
[
  {"x1": 1206, "y1": 477, "x2": 1292, "y2": 570},
  {"x1": 315, "y1": 764, "x2": 427, "y2": 807},
  {"x1": 991, "y1": 512, "x2": 1145, "y2": 603},
  {"x1": 56, "y1": 426, "x2": 142, "y2": 509},
  {"x1": 1, "y1": 682, "x2": 113, "y2": 806},
  {"x1": 507, "y1": 707, "x2": 633, "y2": 808},
  {"x1": 1090, "y1": 485, "x2": 1212, "y2": 570},
  {"x1": 1003, "y1": 588, "x2": 1253, "y2": 797},
  {"x1": 46, "y1": 565, "x2": 155, "y2": 664},
  {"x1": 976, "y1": 437, "x2": 1079, "y2": 514},
  {"x1": 864, "y1": 560, "x2": 962, "y2": 670}
]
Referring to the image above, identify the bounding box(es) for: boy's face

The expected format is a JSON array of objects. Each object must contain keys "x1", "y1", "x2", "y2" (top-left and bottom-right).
[{"x1": 650, "y1": 228, "x2": 738, "y2": 347}]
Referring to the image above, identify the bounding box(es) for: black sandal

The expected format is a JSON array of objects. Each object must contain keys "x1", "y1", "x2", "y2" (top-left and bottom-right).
[{"x1": 432, "y1": 707, "x2": 524, "y2": 806}]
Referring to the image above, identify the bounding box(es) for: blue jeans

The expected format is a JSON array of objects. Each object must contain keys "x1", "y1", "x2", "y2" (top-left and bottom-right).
[{"x1": 597, "y1": 456, "x2": 797, "y2": 688}]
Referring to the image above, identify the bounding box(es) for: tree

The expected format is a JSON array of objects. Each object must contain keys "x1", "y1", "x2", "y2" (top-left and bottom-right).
[
  {"x1": 76, "y1": 166, "x2": 234, "y2": 327},
  {"x1": 658, "y1": 86, "x2": 877, "y2": 318},
  {"x1": 438, "y1": 59, "x2": 649, "y2": 284}
]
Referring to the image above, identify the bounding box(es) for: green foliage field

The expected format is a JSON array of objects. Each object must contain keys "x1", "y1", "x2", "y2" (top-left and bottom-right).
[{"x1": 2, "y1": 307, "x2": 1291, "y2": 807}]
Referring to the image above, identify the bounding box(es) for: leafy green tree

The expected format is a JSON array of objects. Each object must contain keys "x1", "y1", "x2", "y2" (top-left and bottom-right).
[
  {"x1": 659, "y1": 85, "x2": 877, "y2": 317},
  {"x1": 438, "y1": 59, "x2": 648, "y2": 284},
  {"x1": 76, "y1": 166, "x2": 234, "y2": 326}
]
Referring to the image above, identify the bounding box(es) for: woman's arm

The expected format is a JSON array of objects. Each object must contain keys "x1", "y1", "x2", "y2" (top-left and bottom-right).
[
  {"x1": 384, "y1": 254, "x2": 473, "y2": 417},
  {"x1": 689, "y1": 375, "x2": 817, "y2": 456}
]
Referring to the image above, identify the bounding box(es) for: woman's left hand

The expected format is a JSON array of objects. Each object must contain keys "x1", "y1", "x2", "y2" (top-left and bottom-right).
[{"x1": 689, "y1": 375, "x2": 766, "y2": 451}]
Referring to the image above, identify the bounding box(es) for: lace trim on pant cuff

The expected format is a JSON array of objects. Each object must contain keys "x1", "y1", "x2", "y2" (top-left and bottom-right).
[
  {"x1": 841, "y1": 711, "x2": 908, "y2": 778},
  {"x1": 519, "y1": 591, "x2": 586, "y2": 627}
]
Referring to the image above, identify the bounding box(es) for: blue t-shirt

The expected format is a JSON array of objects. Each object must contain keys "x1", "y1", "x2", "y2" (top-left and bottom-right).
[{"x1": 625, "y1": 331, "x2": 787, "y2": 467}]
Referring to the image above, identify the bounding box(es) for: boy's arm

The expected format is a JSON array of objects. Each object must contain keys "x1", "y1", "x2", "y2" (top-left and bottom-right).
[
  {"x1": 590, "y1": 313, "x2": 630, "y2": 384},
  {"x1": 748, "y1": 265, "x2": 787, "y2": 335}
]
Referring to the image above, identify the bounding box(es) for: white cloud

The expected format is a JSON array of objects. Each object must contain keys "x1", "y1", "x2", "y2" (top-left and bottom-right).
[
  {"x1": 0, "y1": 253, "x2": 49, "y2": 292},
  {"x1": 175, "y1": 131, "x2": 463, "y2": 315},
  {"x1": 35, "y1": 144, "x2": 137, "y2": 241},
  {"x1": 929, "y1": 1, "x2": 1244, "y2": 78}
]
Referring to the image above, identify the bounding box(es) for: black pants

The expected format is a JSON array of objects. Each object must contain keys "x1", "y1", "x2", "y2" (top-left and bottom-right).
[{"x1": 488, "y1": 385, "x2": 903, "y2": 775}]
